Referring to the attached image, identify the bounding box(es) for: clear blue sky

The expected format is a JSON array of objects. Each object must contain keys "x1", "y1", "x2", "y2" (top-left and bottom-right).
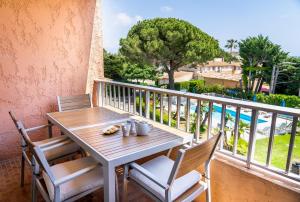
[{"x1": 102, "y1": 0, "x2": 300, "y2": 56}]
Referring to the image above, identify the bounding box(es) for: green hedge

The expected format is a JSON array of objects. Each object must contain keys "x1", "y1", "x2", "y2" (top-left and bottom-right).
[
  {"x1": 174, "y1": 80, "x2": 225, "y2": 94},
  {"x1": 256, "y1": 93, "x2": 300, "y2": 108}
]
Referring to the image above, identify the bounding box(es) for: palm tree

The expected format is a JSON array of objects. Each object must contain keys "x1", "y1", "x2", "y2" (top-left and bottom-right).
[{"x1": 225, "y1": 39, "x2": 238, "y2": 54}]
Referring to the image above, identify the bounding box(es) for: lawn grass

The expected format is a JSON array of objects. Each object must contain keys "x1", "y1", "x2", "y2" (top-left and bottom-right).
[{"x1": 254, "y1": 134, "x2": 300, "y2": 170}]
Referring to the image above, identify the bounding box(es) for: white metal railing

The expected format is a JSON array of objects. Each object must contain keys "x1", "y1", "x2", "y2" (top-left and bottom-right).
[{"x1": 94, "y1": 79, "x2": 300, "y2": 181}]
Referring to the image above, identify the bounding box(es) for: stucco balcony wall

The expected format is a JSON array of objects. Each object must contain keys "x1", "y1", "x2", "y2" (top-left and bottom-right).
[{"x1": 0, "y1": 0, "x2": 103, "y2": 160}]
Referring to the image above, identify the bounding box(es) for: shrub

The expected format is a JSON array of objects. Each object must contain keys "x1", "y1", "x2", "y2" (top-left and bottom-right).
[
  {"x1": 175, "y1": 80, "x2": 225, "y2": 94},
  {"x1": 256, "y1": 93, "x2": 300, "y2": 108}
]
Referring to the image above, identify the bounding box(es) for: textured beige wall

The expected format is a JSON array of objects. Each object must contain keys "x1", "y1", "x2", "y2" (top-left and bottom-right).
[
  {"x1": 0, "y1": 0, "x2": 103, "y2": 160},
  {"x1": 195, "y1": 159, "x2": 300, "y2": 202},
  {"x1": 86, "y1": 0, "x2": 104, "y2": 94}
]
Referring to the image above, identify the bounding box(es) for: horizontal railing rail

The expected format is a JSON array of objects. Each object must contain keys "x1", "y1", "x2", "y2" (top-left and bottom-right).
[{"x1": 94, "y1": 78, "x2": 300, "y2": 181}]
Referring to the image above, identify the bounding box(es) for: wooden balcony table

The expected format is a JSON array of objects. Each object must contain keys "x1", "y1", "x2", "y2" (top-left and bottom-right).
[{"x1": 47, "y1": 106, "x2": 193, "y2": 202}]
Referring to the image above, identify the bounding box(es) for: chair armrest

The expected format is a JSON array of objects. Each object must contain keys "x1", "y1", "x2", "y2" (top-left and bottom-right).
[
  {"x1": 41, "y1": 139, "x2": 73, "y2": 152},
  {"x1": 129, "y1": 162, "x2": 168, "y2": 189},
  {"x1": 25, "y1": 124, "x2": 53, "y2": 133},
  {"x1": 53, "y1": 164, "x2": 99, "y2": 186},
  {"x1": 38, "y1": 136, "x2": 69, "y2": 149}
]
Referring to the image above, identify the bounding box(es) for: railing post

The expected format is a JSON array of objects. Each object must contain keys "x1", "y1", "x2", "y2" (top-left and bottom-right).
[
  {"x1": 128, "y1": 88, "x2": 131, "y2": 112},
  {"x1": 145, "y1": 91, "x2": 150, "y2": 119},
  {"x1": 266, "y1": 113, "x2": 277, "y2": 166},
  {"x1": 133, "y1": 88, "x2": 136, "y2": 114},
  {"x1": 97, "y1": 82, "x2": 102, "y2": 107},
  {"x1": 153, "y1": 92, "x2": 156, "y2": 121},
  {"x1": 109, "y1": 84, "x2": 112, "y2": 106},
  {"x1": 113, "y1": 85, "x2": 117, "y2": 107},
  {"x1": 233, "y1": 107, "x2": 241, "y2": 155},
  {"x1": 246, "y1": 109, "x2": 258, "y2": 168},
  {"x1": 122, "y1": 86, "x2": 126, "y2": 110},
  {"x1": 176, "y1": 96, "x2": 181, "y2": 129},
  {"x1": 168, "y1": 95, "x2": 172, "y2": 126},
  {"x1": 139, "y1": 90, "x2": 142, "y2": 116},
  {"x1": 195, "y1": 100, "x2": 201, "y2": 142},
  {"x1": 219, "y1": 104, "x2": 226, "y2": 149},
  {"x1": 186, "y1": 98, "x2": 190, "y2": 133},
  {"x1": 160, "y1": 94, "x2": 163, "y2": 124},
  {"x1": 207, "y1": 101, "x2": 213, "y2": 139},
  {"x1": 118, "y1": 85, "x2": 121, "y2": 109},
  {"x1": 285, "y1": 116, "x2": 298, "y2": 173}
]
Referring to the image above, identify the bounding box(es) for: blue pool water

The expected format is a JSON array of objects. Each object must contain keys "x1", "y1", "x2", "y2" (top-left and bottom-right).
[
  {"x1": 191, "y1": 105, "x2": 267, "y2": 124},
  {"x1": 213, "y1": 105, "x2": 267, "y2": 124}
]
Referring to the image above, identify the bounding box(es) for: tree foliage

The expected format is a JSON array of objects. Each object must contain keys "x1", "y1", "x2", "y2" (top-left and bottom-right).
[
  {"x1": 225, "y1": 39, "x2": 238, "y2": 53},
  {"x1": 275, "y1": 56, "x2": 300, "y2": 95},
  {"x1": 120, "y1": 18, "x2": 220, "y2": 89},
  {"x1": 239, "y1": 35, "x2": 288, "y2": 93},
  {"x1": 121, "y1": 63, "x2": 160, "y2": 83},
  {"x1": 103, "y1": 50, "x2": 125, "y2": 80}
]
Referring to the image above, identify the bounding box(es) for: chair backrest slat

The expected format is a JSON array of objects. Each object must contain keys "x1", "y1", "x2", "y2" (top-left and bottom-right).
[
  {"x1": 17, "y1": 121, "x2": 35, "y2": 148},
  {"x1": 9, "y1": 111, "x2": 32, "y2": 147},
  {"x1": 57, "y1": 94, "x2": 92, "y2": 112},
  {"x1": 175, "y1": 133, "x2": 222, "y2": 178},
  {"x1": 8, "y1": 111, "x2": 19, "y2": 129}
]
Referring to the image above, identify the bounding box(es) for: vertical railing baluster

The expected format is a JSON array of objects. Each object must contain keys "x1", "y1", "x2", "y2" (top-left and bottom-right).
[
  {"x1": 160, "y1": 94, "x2": 163, "y2": 124},
  {"x1": 153, "y1": 92, "x2": 156, "y2": 121},
  {"x1": 122, "y1": 86, "x2": 126, "y2": 110},
  {"x1": 139, "y1": 90, "x2": 142, "y2": 116},
  {"x1": 266, "y1": 113, "x2": 277, "y2": 166},
  {"x1": 128, "y1": 87, "x2": 131, "y2": 112},
  {"x1": 102, "y1": 82, "x2": 106, "y2": 106},
  {"x1": 219, "y1": 104, "x2": 226, "y2": 149},
  {"x1": 195, "y1": 100, "x2": 201, "y2": 142},
  {"x1": 118, "y1": 85, "x2": 121, "y2": 109},
  {"x1": 97, "y1": 82, "x2": 101, "y2": 107},
  {"x1": 186, "y1": 98, "x2": 190, "y2": 132},
  {"x1": 233, "y1": 107, "x2": 241, "y2": 155},
  {"x1": 176, "y1": 96, "x2": 181, "y2": 129},
  {"x1": 168, "y1": 95, "x2": 172, "y2": 126},
  {"x1": 145, "y1": 91, "x2": 150, "y2": 119},
  {"x1": 105, "y1": 84, "x2": 109, "y2": 104},
  {"x1": 285, "y1": 116, "x2": 298, "y2": 173},
  {"x1": 109, "y1": 84, "x2": 112, "y2": 106},
  {"x1": 113, "y1": 85, "x2": 117, "y2": 107},
  {"x1": 246, "y1": 109, "x2": 258, "y2": 168},
  {"x1": 207, "y1": 101, "x2": 213, "y2": 139},
  {"x1": 133, "y1": 88, "x2": 136, "y2": 114}
]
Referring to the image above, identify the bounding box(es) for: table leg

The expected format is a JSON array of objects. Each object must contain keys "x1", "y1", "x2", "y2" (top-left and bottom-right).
[
  {"x1": 48, "y1": 120, "x2": 52, "y2": 138},
  {"x1": 104, "y1": 164, "x2": 116, "y2": 202}
]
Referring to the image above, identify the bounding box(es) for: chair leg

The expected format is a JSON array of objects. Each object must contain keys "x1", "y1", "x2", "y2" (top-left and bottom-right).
[
  {"x1": 20, "y1": 154, "x2": 25, "y2": 187},
  {"x1": 206, "y1": 187, "x2": 211, "y2": 202},
  {"x1": 31, "y1": 174, "x2": 37, "y2": 202},
  {"x1": 31, "y1": 158, "x2": 38, "y2": 202}
]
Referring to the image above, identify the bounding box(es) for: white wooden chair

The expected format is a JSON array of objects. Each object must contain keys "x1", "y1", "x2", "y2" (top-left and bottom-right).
[
  {"x1": 123, "y1": 132, "x2": 222, "y2": 202},
  {"x1": 8, "y1": 111, "x2": 82, "y2": 187},
  {"x1": 57, "y1": 94, "x2": 93, "y2": 112},
  {"x1": 32, "y1": 145, "x2": 104, "y2": 202}
]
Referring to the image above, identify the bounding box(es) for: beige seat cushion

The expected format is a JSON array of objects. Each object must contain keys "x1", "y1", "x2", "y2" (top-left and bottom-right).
[
  {"x1": 34, "y1": 135, "x2": 80, "y2": 161},
  {"x1": 43, "y1": 157, "x2": 103, "y2": 201},
  {"x1": 130, "y1": 155, "x2": 201, "y2": 201}
]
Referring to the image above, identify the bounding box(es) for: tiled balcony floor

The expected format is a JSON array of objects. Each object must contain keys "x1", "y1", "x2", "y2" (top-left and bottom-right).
[{"x1": 0, "y1": 157, "x2": 152, "y2": 202}]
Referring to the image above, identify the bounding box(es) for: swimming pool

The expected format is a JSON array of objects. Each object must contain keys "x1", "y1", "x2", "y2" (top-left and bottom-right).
[{"x1": 190, "y1": 104, "x2": 267, "y2": 124}]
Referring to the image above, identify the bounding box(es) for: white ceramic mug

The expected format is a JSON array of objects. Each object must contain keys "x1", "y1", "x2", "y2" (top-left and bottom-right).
[
  {"x1": 127, "y1": 120, "x2": 137, "y2": 136},
  {"x1": 121, "y1": 123, "x2": 131, "y2": 137},
  {"x1": 135, "y1": 121, "x2": 153, "y2": 136}
]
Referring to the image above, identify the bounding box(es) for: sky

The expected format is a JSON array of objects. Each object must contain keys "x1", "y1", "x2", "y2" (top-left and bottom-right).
[{"x1": 102, "y1": 0, "x2": 300, "y2": 56}]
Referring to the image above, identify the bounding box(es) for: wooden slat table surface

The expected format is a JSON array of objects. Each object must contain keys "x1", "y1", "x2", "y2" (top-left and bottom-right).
[
  {"x1": 72, "y1": 121, "x2": 183, "y2": 162},
  {"x1": 46, "y1": 106, "x2": 193, "y2": 202},
  {"x1": 47, "y1": 107, "x2": 130, "y2": 130}
]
